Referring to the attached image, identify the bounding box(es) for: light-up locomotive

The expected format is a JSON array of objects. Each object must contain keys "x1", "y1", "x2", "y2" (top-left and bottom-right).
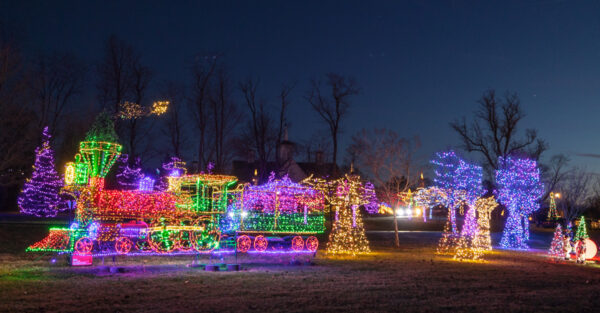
[{"x1": 27, "y1": 137, "x2": 325, "y2": 258}]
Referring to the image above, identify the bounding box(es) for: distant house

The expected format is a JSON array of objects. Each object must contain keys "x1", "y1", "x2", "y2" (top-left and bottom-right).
[{"x1": 231, "y1": 133, "x2": 339, "y2": 184}]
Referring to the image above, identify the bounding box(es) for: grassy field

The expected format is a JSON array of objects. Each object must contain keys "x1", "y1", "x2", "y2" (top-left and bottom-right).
[{"x1": 1, "y1": 222, "x2": 600, "y2": 312}]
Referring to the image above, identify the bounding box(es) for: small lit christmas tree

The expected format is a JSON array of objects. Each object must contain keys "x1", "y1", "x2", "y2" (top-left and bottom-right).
[
  {"x1": 327, "y1": 203, "x2": 371, "y2": 255},
  {"x1": 575, "y1": 216, "x2": 589, "y2": 239},
  {"x1": 326, "y1": 176, "x2": 371, "y2": 255},
  {"x1": 18, "y1": 127, "x2": 63, "y2": 217},
  {"x1": 547, "y1": 193, "x2": 558, "y2": 220},
  {"x1": 548, "y1": 224, "x2": 564, "y2": 260}
]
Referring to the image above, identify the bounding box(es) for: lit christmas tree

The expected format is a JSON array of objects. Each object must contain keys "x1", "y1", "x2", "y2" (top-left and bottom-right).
[
  {"x1": 548, "y1": 224, "x2": 564, "y2": 260},
  {"x1": 575, "y1": 216, "x2": 589, "y2": 239},
  {"x1": 547, "y1": 192, "x2": 558, "y2": 220},
  {"x1": 18, "y1": 127, "x2": 63, "y2": 217},
  {"x1": 326, "y1": 177, "x2": 371, "y2": 255},
  {"x1": 496, "y1": 156, "x2": 544, "y2": 249}
]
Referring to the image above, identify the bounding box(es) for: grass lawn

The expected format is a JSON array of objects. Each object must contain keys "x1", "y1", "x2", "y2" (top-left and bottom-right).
[{"x1": 1, "y1": 222, "x2": 600, "y2": 312}]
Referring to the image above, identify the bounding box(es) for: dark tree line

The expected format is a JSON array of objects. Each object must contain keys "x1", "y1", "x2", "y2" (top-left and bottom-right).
[{"x1": 0, "y1": 25, "x2": 362, "y2": 210}]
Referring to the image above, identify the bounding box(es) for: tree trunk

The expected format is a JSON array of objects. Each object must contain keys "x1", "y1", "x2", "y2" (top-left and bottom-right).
[
  {"x1": 393, "y1": 210, "x2": 400, "y2": 248},
  {"x1": 332, "y1": 130, "x2": 338, "y2": 177}
]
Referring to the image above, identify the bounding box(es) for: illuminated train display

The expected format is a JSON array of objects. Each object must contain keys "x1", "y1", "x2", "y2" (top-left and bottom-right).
[{"x1": 27, "y1": 139, "x2": 325, "y2": 257}]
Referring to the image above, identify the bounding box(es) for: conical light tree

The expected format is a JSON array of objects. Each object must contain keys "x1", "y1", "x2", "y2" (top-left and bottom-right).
[
  {"x1": 575, "y1": 216, "x2": 589, "y2": 240},
  {"x1": 18, "y1": 127, "x2": 63, "y2": 217},
  {"x1": 547, "y1": 193, "x2": 558, "y2": 220},
  {"x1": 325, "y1": 175, "x2": 371, "y2": 255},
  {"x1": 548, "y1": 224, "x2": 564, "y2": 260}
]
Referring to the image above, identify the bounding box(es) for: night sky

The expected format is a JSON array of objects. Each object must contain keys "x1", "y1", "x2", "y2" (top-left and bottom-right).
[{"x1": 3, "y1": 1, "x2": 600, "y2": 172}]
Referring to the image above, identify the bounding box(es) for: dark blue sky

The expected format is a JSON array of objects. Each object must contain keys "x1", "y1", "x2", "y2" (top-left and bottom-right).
[{"x1": 3, "y1": 0, "x2": 600, "y2": 171}]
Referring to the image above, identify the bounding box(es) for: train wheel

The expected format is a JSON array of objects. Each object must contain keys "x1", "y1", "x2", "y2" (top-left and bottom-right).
[
  {"x1": 237, "y1": 235, "x2": 251, "y2": 253},
  {"x1": 176, "y1": 231, "x2": 194, "y2": 251},
  {"x1": 254, "y1": 235, "x2": 268, "y2": 252},
  {"x1": 191, "y1": 229, "x2": 221, "y2": 252},
  {"x1": 306, "y1": 236, "x2": 319, "y2": 252},
  {"x1": 291, "y1": 236, "x2": 304, "y2": 251},
  {"x1": 147, "y1": 230, "x2": 177, "y2": 253},
  {"x1": 115, "y1": 237, "x2": 133, "y2": 254},
  {"x1": 74, "y1": 237, "x2": 94, "y2": 254},
  {"x1": 136, "y1": 240, "x2": 152, "y2": 252}
]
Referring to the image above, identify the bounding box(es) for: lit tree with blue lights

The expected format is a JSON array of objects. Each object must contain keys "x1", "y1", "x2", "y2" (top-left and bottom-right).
[
  {"x1": 495, "y1": 156, "x2": 543, "y2": 249},
  {"x1": 432, "y1": 150, "x2": 484, "y2": 254},
  {"x1": 431, "y1": 150, "x2": 464, "y2": 234}
]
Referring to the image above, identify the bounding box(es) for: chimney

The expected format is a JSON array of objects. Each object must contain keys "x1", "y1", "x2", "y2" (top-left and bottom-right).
[
  {"x1": 247, "y1": 149, "x2": 255, "y2": 164},
  {"x1": 315, "y1": 150, "x2": 324, "y2": 166}
]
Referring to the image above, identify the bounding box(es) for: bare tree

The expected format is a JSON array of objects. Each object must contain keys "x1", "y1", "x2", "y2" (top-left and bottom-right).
[
  {"x1": 277, "y1": 83, "x2": 294, "y2": 144},
  {"x1": 0, "y1": 30, "x2": 37, "y2": 187},
  {"x1": 348, "y1": 128, "x2": 420, "y2": 247},
  {"x1": 307, "y1": 73, "x2": 359, "y2": 176},
  {"x1": 96, "y1": 35, "x2": 135, "y2": 115},
  {"x1": 208, "y1": 67, "x2": 240, "y2": 172},
  {"x1": 558, "y1": 167, "x2": 593, "y2": 221},
  {"x1": 188, "y1": 55, "x2": 218, "y2": 172},
  {"x1": 31, "y1": 52, "x2": 86, "y2": 136},
  {"x1": 540, "y1": 154, "x2": 570, "y2": 202},
  {"x1": 123, "y1": 57, "x2": 152, "y2": 160},
  {"x1": 298, "y1": 132, "x2": 331, "y2": 163},
  {"x1": 451, "y1": 90, "x2": 546, "y2": 172},
  {"x1": 160, "y1": 81, "x2": 186, "y2": 158},
  {"x1": 56, "y1": 107, "x2": 98, "y2": 165},
  {"x1": 239, "y1": 77, "x2": 278, "y2": 181},
  {"x1": 97, "y1": 34, "x2": 156, "y2": 164}
]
